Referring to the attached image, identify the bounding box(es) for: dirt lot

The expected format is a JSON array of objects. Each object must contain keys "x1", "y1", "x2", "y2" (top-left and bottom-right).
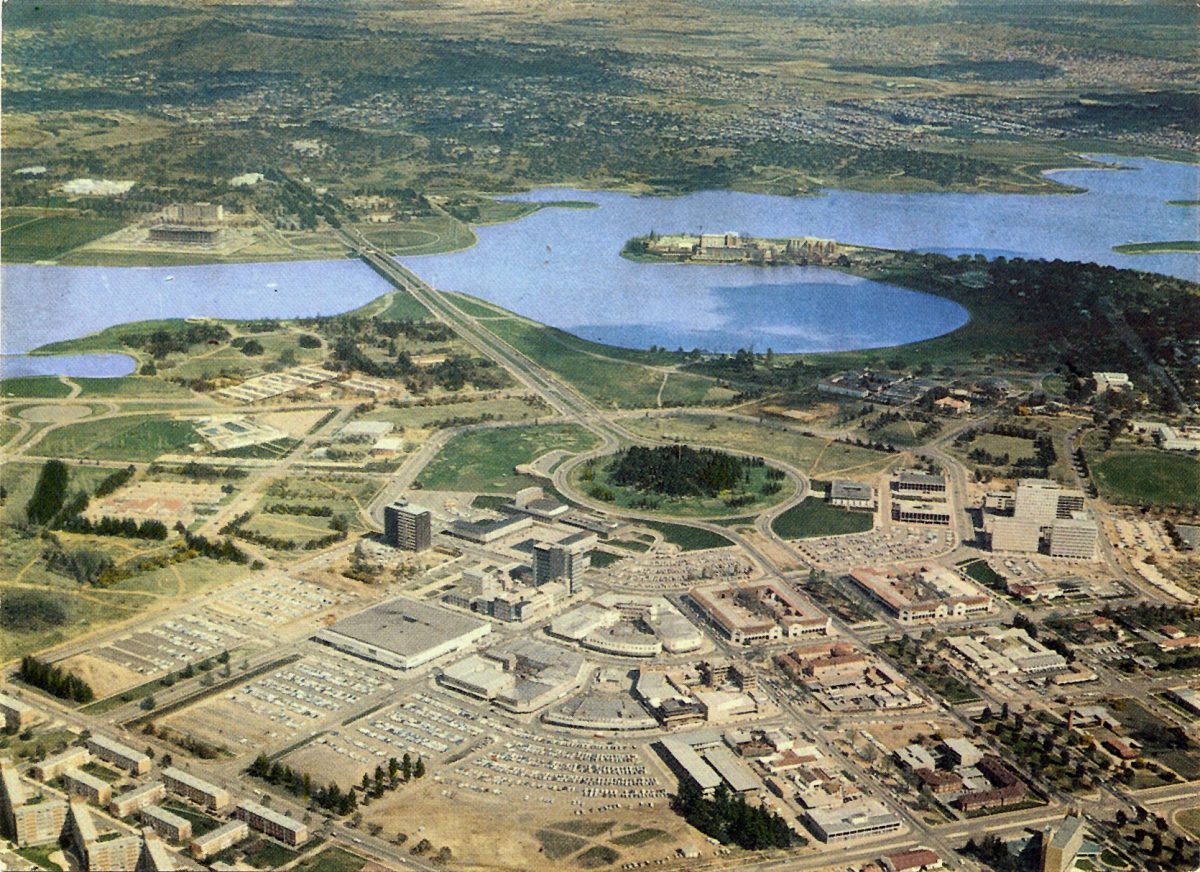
[
  {"x1": 362, "y1": 782, "x2": 706, "y2": 871},
  {"x1": 55, "y1": 652, "x2": 145, "y2": 699},
  {"x1": 863, "y1": 718, "x2": 965, "y2": 752},
  {"x1": 19, "y1": 404, "x2": 91, "y2": 422}
]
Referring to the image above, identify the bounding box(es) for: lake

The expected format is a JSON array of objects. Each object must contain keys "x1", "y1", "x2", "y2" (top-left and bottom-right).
[{"x1": 1, "y1": 154, "x2": 1196, "y2": 377}]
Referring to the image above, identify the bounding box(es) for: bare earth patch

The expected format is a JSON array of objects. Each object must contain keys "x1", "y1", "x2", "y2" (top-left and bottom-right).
[
  {"x1": 56, "y1": 652, "x2": 145, "y2": 699},
  {"x1": 20, "y1": 404, "x2": 91, "y2": 423}
]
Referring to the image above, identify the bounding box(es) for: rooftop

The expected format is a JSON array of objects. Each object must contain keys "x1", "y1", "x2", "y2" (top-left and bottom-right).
[{"x1": 324, "y1": 596, "x2": 487, "y2": 657}]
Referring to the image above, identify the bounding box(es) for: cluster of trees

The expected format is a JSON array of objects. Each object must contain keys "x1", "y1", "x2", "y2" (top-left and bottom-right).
[
  {"x1": 221, "y1": 510, "x2": 348, "y2": 551},
  {"x1": 672, "y1": 782, "x2": 795, "y2": 851},
  {"x1": 265, "y1": 503, "x2": 334, "y2": 517},
  {"x1": 960, "y1": 833, "x2": 1037, "y2": 872},
  {"x1": 59, "y1": 514, "x2": 168, "y2": 540},
  {"x1": 26, "y1": 460, "x2": 69, "y2": 525},
  {"x1": 608, "y1": 445, "x2": 760, "y2": 497},
  {"x1": 248, "y1": 755, "x2": 358, "y2": 815},
  {"x1": 177, "y1": 525, "x2": 249, "y2": 564},
  {"x1": 1, "y1": 589, "x2": 68, "y2": 630},
  {"x1": 43, "y1": 542, "x2": 114, "y2": 585},
  {"x1": 121, "y1": 322, "x2": 230, "y2": 360},
  {"x1": 18, "y1": 656, "x2": 94, "y2": 703},
  {"x1": 94, "y1": 465, "x2": 135, "y2": 498}
]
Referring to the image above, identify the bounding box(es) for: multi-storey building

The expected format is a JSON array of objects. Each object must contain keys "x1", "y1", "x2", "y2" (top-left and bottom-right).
[
  {"x1": 233, "y1": 799, "x2": 308, "y2": 846},
  {"x1": 189, "y1": 819, "x2": 248, "y2": 860},
  {"x1": 161, "y1": 767, "x2": 229, "y2": 812},
  {"x1": 87, "y1": 735, "x2": 151, "y2": 776},
  {"x1": 384, "y1": 502, "x2": 432, "y2": 551}
]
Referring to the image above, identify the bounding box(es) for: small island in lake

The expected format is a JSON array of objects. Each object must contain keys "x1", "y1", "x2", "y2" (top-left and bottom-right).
[{"x1": 622, "y1": 230, "x2": 861, "y2": 266}]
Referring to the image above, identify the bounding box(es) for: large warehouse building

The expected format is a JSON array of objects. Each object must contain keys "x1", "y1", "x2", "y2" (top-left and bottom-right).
[{"x1": 316, "y1": 597, "x2": 490, "y2": 670}]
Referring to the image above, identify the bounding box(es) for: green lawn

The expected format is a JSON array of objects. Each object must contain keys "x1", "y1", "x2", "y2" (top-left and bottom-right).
[
  {"x1": 34, "y1": 415, "x2": 198, "y2": 461},
  {"x1": 374, "y1": 290, "x2": 433, "y2": 321},
  {"x1": 483, "y1": 317, "x2": 721, "y2": 409},
  {"x1": 0, "y1": 377, "x2": 73, "y2": 398},
  {"x1": 1093, "y1": 451, "x2": 1200, "y2": 507},
  {"x1": 571, "y1": 454, "x2": 794, "y2": 519},
  {"x1": 536, "y1": 830, "x2": 589, "y2": 861},
  {"x1": 771, "y1": 497, "x2": 873, "y2": 538},
  {"x1": 417, "y1": 423, "x2": 601, "y2": 492},
  {"x1": 291, "y1": 847, "x2": 369, "y2": 872},
  {"x1": 2, "y1": 214, "x2": 126, "y2": 261},
  {"x1": 73, "y1": 377, "x2": 191, "y2": 398},
  {"x1": 636, "y1": 520, "x2": 733, "y2": 551},
  {"x1": 357, "y1": 215, "x2": 476, "y2": 255},
  {"x1": 625, "y1": 414, "x2": 895, "y2": 479}
]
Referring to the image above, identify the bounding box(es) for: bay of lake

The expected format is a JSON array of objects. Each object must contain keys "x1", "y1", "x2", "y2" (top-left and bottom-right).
[{"x1": 1, "y1": 154, "x2": 1195, "y2": 377}]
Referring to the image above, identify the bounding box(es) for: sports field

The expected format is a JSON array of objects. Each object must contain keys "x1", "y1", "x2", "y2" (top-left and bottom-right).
[
  {"x1": 2, "y1": 212, "x2": 126, "y2": 261},
  {"x1": 1092, "y1": 450, "x2": 1200, "y2": 507}
]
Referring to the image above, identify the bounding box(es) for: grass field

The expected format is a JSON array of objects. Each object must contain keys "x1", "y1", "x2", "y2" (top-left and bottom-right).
[
  {"x1": 2, "y1": 213, "x2": 126, "y2": 261},
  {"x1": 483, "y1": 316, "x2": 724, "y2": 409},
  {"x1": 571, "y1": 454, "x2": 794, "y2": 518},
  {"x1": 72, "y1": 377, "x2": 191, "y2": 398},
  {"x1": 358, "y1": 215, "x2": 476, "y2": 255},
  {"x1": 0, "y1": 377, "x2": 73, "y2": 398},
  {"x1": 291, "y1": 847, "x2": 369, "y2": 872},
  {"x1": 34, "y1": 415, "x2": 198, "y2": 461},
  {"x1": 374, "y1": 289, "x2": 433, "y2": 320},
  {"x1": 636, "y1": 520, "x2": 733, "y2": 551},
  {"x1": 417, "y1": 423, "x2": 600, "y2": 492},
  {"x1": 1092, "y1": 450, "x2": 1200, "y2": 507},
  {"x1": 363, "y1": 395, "x2": 550, "y2": 429},
  {"x1": 1178, "y1": 808, "x2": 1200, "y2": 839},
  {"x1": 626, "y1": 414, "x2": 895, "y2": 479},
  {"x1": 771, "y1": 497, "x2": 873, "y2": 539}
]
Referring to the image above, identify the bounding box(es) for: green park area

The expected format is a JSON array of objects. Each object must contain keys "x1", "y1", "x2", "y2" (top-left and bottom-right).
[
  {"x1": 636, "y1": 520, "x2": 733, "y2": 551},
  {"x1": 1, "y1": 377, "x2": 74, "y2": 399},
  {"x1": 291, "y1": 847, "x2": 369, "y2": 872},
  {"x1": 1092, "y1": 450, "x2": 1200, "y2": 508},
  {"x1": 771, "y1": 496, "x2": 873, "y2": 539},
  {"x1": 482, "y1": 316, "x2": 731, "y2": 409},
  {"x1": 1, "y1": 211, "x2": 126, "y2": 262},
  {"x1": 416, "y1": 423, "x2": 600, "y2": 493},
  {"x1": 625, "y1": 414, "x2": 895, "y2": 479},
  {"x1": 357, "y1": 214, "x2": 476, "y2": 255},
  {"x1": 571, "y1": 444, "x2": 794, "y2": 519},
  {"x1": 33, "y1": 415, "x2": 198, "y2": 462}
]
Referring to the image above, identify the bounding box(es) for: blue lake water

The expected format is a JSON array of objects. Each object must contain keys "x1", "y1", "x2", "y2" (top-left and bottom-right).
[{"x1": 1, "y1": 154, "x2": 1196, "y2": 377}]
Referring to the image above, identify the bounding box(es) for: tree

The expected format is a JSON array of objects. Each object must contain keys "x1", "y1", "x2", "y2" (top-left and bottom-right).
[
  {"x1": 140, "y1": 695, "x2": 157, "y2": 711},
  {"x1": 26, "y1": 460, "x2": 69, "y2": 525},
  {"x1": 413, "y1": 757, "x2": 425, "y2": 779}
]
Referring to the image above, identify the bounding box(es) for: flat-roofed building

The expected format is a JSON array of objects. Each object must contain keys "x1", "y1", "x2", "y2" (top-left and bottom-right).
[
  {"x1": 447, "y1": 513, "x2": 533, "y2": 544},
  {"x1": 804, "y1": 799, "x2": 903, "y2": 843},
  {"x1": 828, "y1": 480, "x2": 876, "y2": 511},
  {"x1": 884, "y1": 848, "x2": 944, "y2": 872},
  {"x1": 189, "y1": 820, "x2": 248, "y2": 860},
  {"x1": 946, "y1": 627, "x2": 1068, "y2": 677},
  {"x1": 702, "y1": 745, "x2": 758, "y2": 794},
  {"x1": 1014, "y1": 479, "x2": 1085, "y2": 525},
  {"x1": 657, "y1": 737, "x2": 722, "y2": 796},
  {"x1": 891, "y1": 500, "x2": 951, "y2": 526},
  {"x1": 32, "y1": 746, "x2": 90, "y2": 781},
  {"x1": 141, "y1": 805, "x2": 192, "y2": 842},
  {"x1": 990, "y1": 516, "x2": 1042, "y2": 553},
  {"x1": 2, "y1": 757, "x2": 69, "y2": 846},
  {"x1": 1048, "y1": 516, "x2": 1098, "y2": 560},
  {"x1": 63, "y1": 768, "x2": 112, "y2": 805},
  {"x1": 0, "y1": 692, "x2": 36, "y2": 730},
  {"x1": 384, "y1": 502, "x2": 432, "y2": 551},
  {"x1": 317, "y1": 596, "x2": 490, "y2": 671},
  {"x1": 161, "y1": 767, "x2": 229, "y2": 812},
  {"x1": 110, "y1": 782, "x2": 166, "y2": 818},
  {"x1": 439, "y1": 638, "x2": 589, "y2": 713},
  {"x1": 689, "y1": 581, "x2": 830, "y2": 645},
  {"x1": 234, "y1": 800, "x2": 307, "y2": 846},
  {"x1": 891, "y1": 471, "x2": 947, "y2": 501},
  {"x1": 87, "y1": 735, "x2": 151, "y2": 776}
]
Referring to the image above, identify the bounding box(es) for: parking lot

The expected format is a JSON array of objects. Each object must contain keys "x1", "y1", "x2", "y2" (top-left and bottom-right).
[
  {"x1": 161, "y1": 649, "x2": 394, "y2": 755},
  {"x1": 610, "y1": 553, "x2": 753, "y2": 591},
  {"x1": 796, "y1": 526, "x2": 956, "y2": 567}
]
